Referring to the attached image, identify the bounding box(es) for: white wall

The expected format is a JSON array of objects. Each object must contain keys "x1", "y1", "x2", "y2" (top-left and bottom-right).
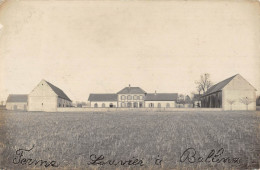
[
  {"x1": 6, "y1": 102, "x2": 27, "y2": 110},
  {"x1": 90, "y1": 101, "x2": 117, "y2": 108},
  {"x1": 28, "y1": 96, "x2": 58, "y2": 112},
  {"x1": 145, "y1": 101, "x2": 176, "y2": 108},
  {"x1": 222, "y1": 75, "x2": 256, "y2": 110},
  {"x1": 28, "y1": 80, "x2": 58, "y2": 112},
  {"x1": 57, "y1": 107, "x2": 222, "y2": 112}
]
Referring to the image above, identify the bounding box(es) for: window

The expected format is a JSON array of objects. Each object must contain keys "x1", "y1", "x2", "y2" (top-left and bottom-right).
[
  {"x1": 121, "y1": 102, "x2": 125, "y2": 107},
  {"x1": 94, "y1": 103, "x2": 98, "y2": 108},
  {"x1": 127, "y1": 95, "x2": 132, "y2": 100},
  {"x1": 139, "y1": 102, "x2": 143, "y2": 108},
  {"x1": 127, "y1": 102, "x2": 132, "y2": 108},
  {"x1": 139, "y1": 96, "x2": 143, "y2": 100},
  {"x1": 166, "y1": 103, "x2": 170, "y2": 108},
  {"x1": 158, "y1": 103, "x2": 161, "y2": 108},
  {"x1": 102, "y1": 103, "x2": 105, "y2": 108},
  {"x1": 133, "y1": 95, "x2": 137, "y2": 100},
  {"x1": 109, "y1": 103, "x2": 113, "y2": 108},
  {"x1": 134, "y1": 102, "x2": 138, "y2": 108},
  {"x1": 149, "y1": 103, "x2": 154, "y2": 108},
  {"x1": 121, "y1": 95, "x2": 125, "y2": 100},
  {"x1": 137, "y1": 96, "x2": 140, "y2": 100}
]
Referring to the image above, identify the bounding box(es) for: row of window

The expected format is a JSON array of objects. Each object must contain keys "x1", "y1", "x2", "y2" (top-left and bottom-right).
[
  {"x1": 94, "y1": 103, "x2": 114, "y2": 108},
  {"x1": 58, "y1": 103, "x2": 71, "y2": 107},
  {"x1": 93, "y1": 102, "x2": 172, "y2": 108},
  {"x1": 120, "y1": 95, "x2": 144, "y2": 100},
  {"x1": 121, "y1": 102, "x2": 143, "y2": 108},
  {"x1": 148, "y1": 103, "x2": 171, "y2": 108}
]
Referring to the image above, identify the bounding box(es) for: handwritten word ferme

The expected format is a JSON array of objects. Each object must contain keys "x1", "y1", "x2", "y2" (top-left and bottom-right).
[{"x1": 13, "y1": 145, "x2": 59, "y2": 167}]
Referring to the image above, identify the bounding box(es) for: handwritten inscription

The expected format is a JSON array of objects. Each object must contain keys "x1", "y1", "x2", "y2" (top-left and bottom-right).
[
  {"x1": 87, "y1": 154, "x2": 145, "y2": 166},
  {"x1": 180, "y1": 148, "x2": 241, "y2": 164},
  {"x1": 13, "y1": 145, "x2": 59, "y2": 167},
  {"x1": 12, "y1": 146, "x2": 242, "y2": 167}
]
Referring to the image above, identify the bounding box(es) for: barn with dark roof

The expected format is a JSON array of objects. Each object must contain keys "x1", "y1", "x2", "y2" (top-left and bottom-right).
[
  {"x1": 6, "y1": 94, "x2": 28, "y2": 110},
  {"x1": 201, "y1": 74, "x2": 256, "y2": 110},
  {"x1": 28, "y1": 79, "x2": 72, "y2": 112}
]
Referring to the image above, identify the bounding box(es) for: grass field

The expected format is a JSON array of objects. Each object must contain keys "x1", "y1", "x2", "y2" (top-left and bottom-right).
[{"x1": 0, "y1": 110, "x2": 259, "y2": 169}]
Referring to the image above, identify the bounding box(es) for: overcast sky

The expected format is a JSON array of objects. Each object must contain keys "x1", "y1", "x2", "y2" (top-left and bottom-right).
[{"x1": 0, "y1": 0, "x2": 259, "y2": 102}]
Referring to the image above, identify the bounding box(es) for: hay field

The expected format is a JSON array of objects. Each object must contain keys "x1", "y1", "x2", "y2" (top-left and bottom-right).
[{"x1": 0, "y1": 110, "x2": 259, "y2": 169}]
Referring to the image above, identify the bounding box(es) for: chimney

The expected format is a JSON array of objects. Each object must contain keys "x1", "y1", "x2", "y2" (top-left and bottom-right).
[
  {"x1": 129, "y1": 84, "x2": 131, "y2": 88},
  {"x1": 155, "y1": 90, "x2": 157, "y2": 95}
]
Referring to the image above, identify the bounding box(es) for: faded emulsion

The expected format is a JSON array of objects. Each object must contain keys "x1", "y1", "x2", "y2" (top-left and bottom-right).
[
  {"x1": 12, "y1": 145, "x2": 59, "y2": 168},
  {"x1": 180, "y1": 148, "x2": 241, "y2": 164}
]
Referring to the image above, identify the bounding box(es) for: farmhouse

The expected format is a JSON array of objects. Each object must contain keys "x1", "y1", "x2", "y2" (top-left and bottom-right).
[
  {"x1": 28, "y1": 79, "x2": 72, "y2": 112},
  {"x1": 201, "y1": 74, "x2": 256, "y2": 110},
  {"x1": 88, "y1": 85, "x2": 178, "y2": 108},
  {"x1": 6, "y1": 94, "x2": 28, "y2": 111}
]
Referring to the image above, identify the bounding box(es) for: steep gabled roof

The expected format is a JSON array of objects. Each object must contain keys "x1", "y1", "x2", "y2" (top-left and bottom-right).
[
  {"x1": 6, "y1": 94, "x2": 28, "y2": 103},
  {"x1": 145, "y1": 93, "x2": 178, "y2": 101},
  {"x1": 88, "y1": 94, "x2": 117, "y2": 101},
  {"x1": 117, "y1": 87, "x2": 146, "y2": 94},
  {"x1": 202, "y1": 74, "x2": 237, "y2": 97},
  {"x1": 44, "y1": 80, "x2": 72, "y2": 102}
]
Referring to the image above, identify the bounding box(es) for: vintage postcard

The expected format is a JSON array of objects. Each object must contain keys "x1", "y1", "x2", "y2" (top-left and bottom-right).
[{"x1": 0, "y1": 0, "x2": 260, "y2": 169}]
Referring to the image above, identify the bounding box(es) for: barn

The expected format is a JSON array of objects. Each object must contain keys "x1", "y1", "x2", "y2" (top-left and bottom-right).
[
  {"x1": 6, "y1": 94, "x2": 28, "y2": 111},
  {"x1": 28, "y1": 79, "x2": 72, "y2": 112},
  {"x1": 201, "y1": 74, "x2": 256, "y2": 110}
]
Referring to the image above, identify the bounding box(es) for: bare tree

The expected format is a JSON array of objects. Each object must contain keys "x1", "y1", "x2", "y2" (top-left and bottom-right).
[
  {"x1": 195, "y1": 73, "x2": 212, "y2": 94},
  {"x1": 239, "y1": 97, "x2": 254, "y2": 110},
  {"x1": 227, "y1": 99, "x2": 236, "y2": 110}
]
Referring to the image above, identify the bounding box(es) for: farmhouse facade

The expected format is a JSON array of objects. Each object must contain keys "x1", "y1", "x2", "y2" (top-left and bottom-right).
[
  {"x1": 28, "y1": 80, "x2": 72, "y2": 112},
  {"x1": 88, "y1": 85, "x2": 178, "y2": 108},
  {"x1": 201, "y1": 74, "x2": 256, "y2": 110},
  {"x1": 6, "y1": 94, "x2": 28, "y2": 111}
]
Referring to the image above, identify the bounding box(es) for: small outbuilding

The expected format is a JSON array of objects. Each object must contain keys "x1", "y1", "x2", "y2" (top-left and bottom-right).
[
  {"x1": 6, "y1": 94, "x2": 28, "y2": 111},
  {"x1": 201, "y1": 74, "x2": 257, "y2": 110},
  {"x1": 144, "y1": 93, "x2": 178, "y2": 108},
  {"x1": 88, "y1": 94, "x2": 118, "y2": 108}
]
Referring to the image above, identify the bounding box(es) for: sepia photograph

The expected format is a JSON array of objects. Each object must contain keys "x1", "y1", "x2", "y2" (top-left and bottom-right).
[{"x1": 0, "y1": 0, "x2": 260, "y2": 169}]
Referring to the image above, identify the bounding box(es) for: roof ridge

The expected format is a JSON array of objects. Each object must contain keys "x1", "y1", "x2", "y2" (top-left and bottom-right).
[
  {"x1": 202, "y1": 74, "x2": 238, "y2": 96},
  {"x1": 43, "y1": 80, "x2": 72, "y2": 101},
  {"x1": 44, "y1": 80, "x2": 64, "y2": 92}
]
